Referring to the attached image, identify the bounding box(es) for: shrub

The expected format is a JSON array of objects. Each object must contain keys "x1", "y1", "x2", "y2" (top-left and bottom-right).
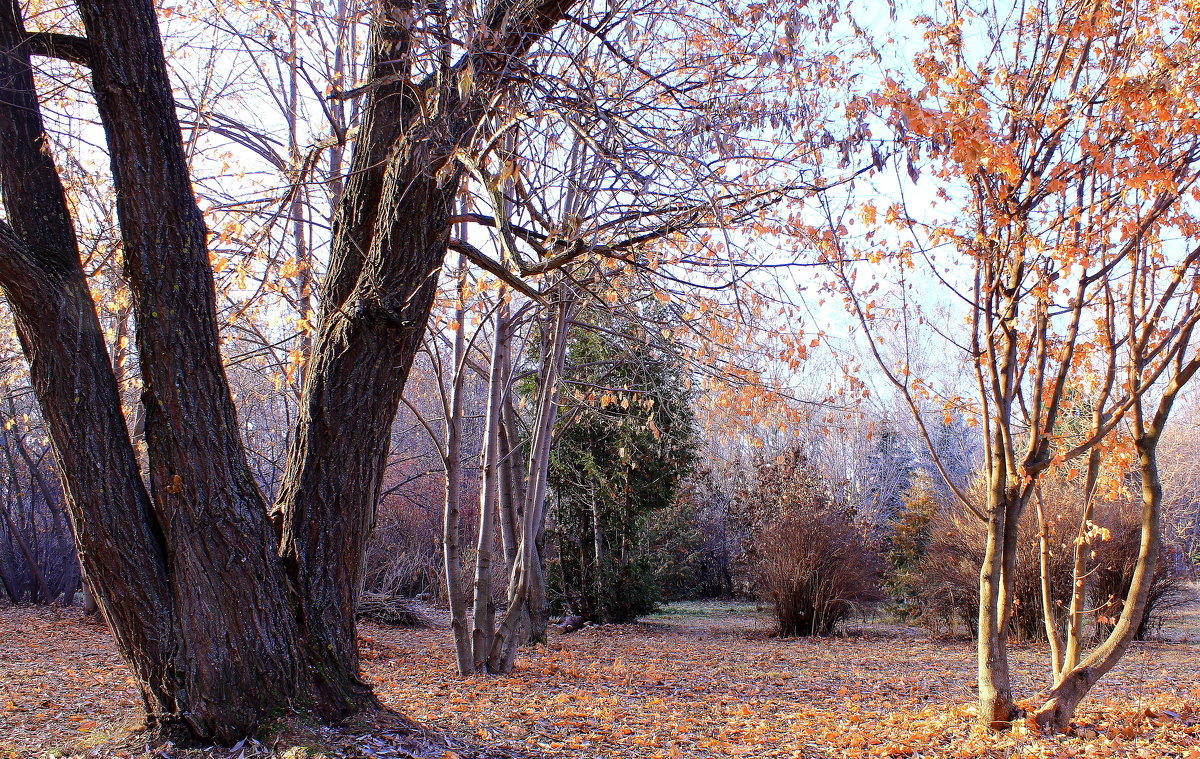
[
  {"x1": 1089, "y1": 503, "x2": 1195, "y2": 640},
  {"x1": 643, "y1": 465, "x2": 749, "y2": 601},
  {"x1": 889, "y1": 472, "x2": 1190, "y2": 641},
  {"x1": 362, "y1": 490, "x2": 442, "y2": 602},
  {"x1": 885, "y1": 480, "x2": 981, "y2": 635},
  {"x1": 910, "y1": 508, "x2": 984, "y2": 635},
  {"x1": 746, "y1": 448, "x2": 883, "y2": 637}
]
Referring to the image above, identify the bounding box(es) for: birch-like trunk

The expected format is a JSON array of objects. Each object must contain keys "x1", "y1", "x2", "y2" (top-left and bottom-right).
[
  {"x1": 443, "y1": 267, "x2": 473, "y2": 675},
  {"x1": 470, "y1": 298, "x2": 509, "y2": 669},
  {"x1": 487, "y1": 284, "x2": 574, "y2": 672}
]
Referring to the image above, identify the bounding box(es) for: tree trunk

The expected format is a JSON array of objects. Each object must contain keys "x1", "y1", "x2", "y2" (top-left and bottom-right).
[
  {"x1": 0, "y1": 0, "x2": 195, "y2": 731},
  {"x1": 498, "y1": 395, "x2": 525, "y2": 574},
  {"x1": 0, "y1": 496, "x2": 49, "y2": 604},
  {"x1": 1034, "y1": 489, "x2": 1064, "y2": 682},
  {"x1": 488, "y1": 285, "x2": 573, "y2": 672},
  {"x1": 977, "y1": 465, "x2": 1018, "y2": 729},
  {"x1": 1, "y1": 0, "x2": 579, "y2": 741},
  {"x1": 75, "y1": 0, "x2": 309, "y2": 737},
  {"x1": 1032, "y1": 436, "x2": 1165, "y2": 731},
  {"x1": 471, "y1": 299, "x2": 509, "y2": 669},
  {"x1": 82, "y1": 582, "x2": 99, "y2": 616},
  {"x1": 1061, "y1": 448, "x2": 1104, "y2": 679},
  {"x1": 443, "y1": 267, "x2": 473, "y2": 676}
]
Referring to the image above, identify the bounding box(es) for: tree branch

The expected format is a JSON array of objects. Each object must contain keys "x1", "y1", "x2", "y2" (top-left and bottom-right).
[
  {"x1": 23, "y1": 32, "x2": 91, "y2": 66},
  {"x1": 448, "y1": 236, "x2": 545, "y2": 303}
]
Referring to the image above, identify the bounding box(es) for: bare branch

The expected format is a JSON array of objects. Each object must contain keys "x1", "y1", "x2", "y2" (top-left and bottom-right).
[{"x1": 23, "y1": 32, "x2": 91, "y2": 66}]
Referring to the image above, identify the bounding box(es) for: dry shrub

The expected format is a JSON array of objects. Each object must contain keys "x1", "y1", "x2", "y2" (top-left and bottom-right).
[
  {"x1": 1090, "y1": 502, "x2": 1196, "y2": 640},
  {"x1": 356, "y1": 591, "x2": 426, "y2": 627},
  {"x1": 746, "y1": 449, "x2": 883, "y2": 637},
  {"x1": 362, "y1": 490, "x2": 442, "y2": 602},
  {"x1": 893, "y1": 473, "x2": 1190, "y2": 640},
  {"x1": 901, "y1": 504, "x2": 982, "y2": 636},
  {"x1": 910, "y1": 504, "x2": 1075, "y2": 639}
]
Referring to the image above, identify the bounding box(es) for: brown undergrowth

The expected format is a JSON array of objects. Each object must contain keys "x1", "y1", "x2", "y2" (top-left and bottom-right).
[{"x1": 2, "y1": 603, "x2": 1198, "y2": 758}]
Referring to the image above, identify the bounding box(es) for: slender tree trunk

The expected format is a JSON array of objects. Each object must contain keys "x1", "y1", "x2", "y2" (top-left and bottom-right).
[
  {"x1": 82, "y1": 582, "x2": 99, "y2": 616},
  {"x1": 1034, "y1": 489, "x2": 1064, "y2": 682},
  {"x1": 471, "y1": 299, "x2": 509, "y2": 669},
  {"x1": 498, "y1": 398, "x2": 525, "y2": 574},
  {"x1": 591, "y1": 496, "x2": 605, "y2": 565},
  {"x1": 977, "y1": 465, "x2": 1018, "y2": 729},
  {"x1": 497, "y1": 418, "x2": 520, "y2": 572},
  {"x1": 488, "y1": 285, "x2": 574, "y2": 672},
  {"x1": 0, "y1": 435, "x2": 51, "y2": 604},
  {"x1": 1032, "y1": 436, "x2": 1165, "y2": 730},
  {"x1": 1061, "y1": 448, "x2": 1102, "y2": 678},
  {"x1": 0, "y1": 497, "x2": 49, "y2": 603},
  {"x1": 0, "y1": 546, "x2": 18, "y2": 603},
  {"x1": 443, "y1": 266, "x2": 473, "y2": 675}
]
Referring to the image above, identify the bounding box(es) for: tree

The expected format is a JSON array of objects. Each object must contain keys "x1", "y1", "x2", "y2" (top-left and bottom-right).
[
  {"x1": 856, "y1": 417, "x2": 914, "y2": 530},
  {"x1": 548, "y1": 311, "x2": 698, "y2": 623},
  {"x1": 427, "y1": 0, "x2": 846, "y2": 670},
  {"x1": 0, "y1": 0, "x2": 580, "y2": 742},
  {"x1": 836, "y1": 0, "x2": 1200, "y2": 729}
]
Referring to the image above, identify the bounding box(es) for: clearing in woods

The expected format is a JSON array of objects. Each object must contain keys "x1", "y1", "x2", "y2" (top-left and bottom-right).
[{"x1": 1, "y1": 601, "x2": 1198, "y2": 758}]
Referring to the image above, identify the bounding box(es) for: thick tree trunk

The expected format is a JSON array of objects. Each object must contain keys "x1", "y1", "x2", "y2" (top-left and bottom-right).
[
  {"x1": 267, "y1": 0, "x2": 423, "y2": 711},
  {"x1": 2, "y1": 0, "x2": 579, "y2": 741},
  {"x1": 274, "y1": 0, "x2": 581, "y2": 685},
  {"x1": 0, "y1": 0, "x2": 188, "y2": 727},
  {"x1": 76, "y1": 0, "x2": 307, "y2": 738}
]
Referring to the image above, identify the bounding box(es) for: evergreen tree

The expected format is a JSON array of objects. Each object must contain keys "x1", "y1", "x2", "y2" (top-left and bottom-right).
[{"x1": 547, "y1": 317, "x2": 697, "y2": 623}]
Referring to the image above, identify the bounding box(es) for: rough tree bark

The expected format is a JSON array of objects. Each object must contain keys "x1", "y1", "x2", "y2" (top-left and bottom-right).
[
  {"x1": 0, "y1": 0, "x2": 189, "y2": 730},
  {"x1": 0, "y1": 0, "x2": 579, "y2": 742},
  {"x1": 273, "y1": 0, "x2": 579, "y2": 708},
  {"x1": 76, "y1": 1, "x2": 306, "y2": 736}
]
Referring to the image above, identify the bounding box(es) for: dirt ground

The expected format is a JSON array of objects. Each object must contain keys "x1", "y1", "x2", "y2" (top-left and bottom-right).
[{"x1": 2, "y1": 601, "x2": 1199, "y2": 758}]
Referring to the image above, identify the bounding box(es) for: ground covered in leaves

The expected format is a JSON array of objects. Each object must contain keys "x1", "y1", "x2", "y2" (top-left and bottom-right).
[{"x1": 2, "y1": 602, "x2": 1199, "y2": 758}]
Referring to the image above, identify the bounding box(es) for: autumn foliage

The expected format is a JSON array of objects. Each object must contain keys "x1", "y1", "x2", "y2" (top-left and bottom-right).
[{"x1": 6, "y1": 0, "x2": 1200, "y2": 749}]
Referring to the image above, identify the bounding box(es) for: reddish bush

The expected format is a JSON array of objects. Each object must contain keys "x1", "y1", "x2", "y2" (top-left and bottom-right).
[{"x1": 746, "y1": 449, "x2": 883, "y2": 637}]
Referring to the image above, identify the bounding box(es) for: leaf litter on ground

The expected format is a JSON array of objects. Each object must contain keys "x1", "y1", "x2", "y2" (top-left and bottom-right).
[{"x1": 2, "y1": 602, "x2": 1198, "y2": 758}]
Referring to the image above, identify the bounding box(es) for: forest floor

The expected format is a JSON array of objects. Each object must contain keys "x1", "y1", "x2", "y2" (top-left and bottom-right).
[{"x1": 2, "y1": 600, "x2": 1200, "y2": 759}]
